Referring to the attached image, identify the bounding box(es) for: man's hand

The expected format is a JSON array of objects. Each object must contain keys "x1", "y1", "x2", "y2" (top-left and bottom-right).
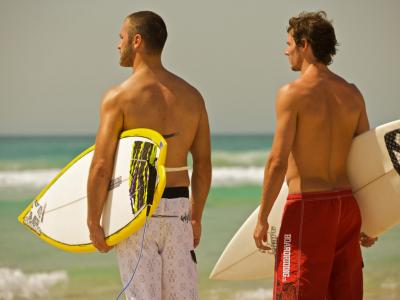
[
  {"x1": 191, "y1": 220, "x2": 202, "y2": 248},
  {"x1": 254, "y1": 220, "x2": 271, "y2": 252},
  {"x1": 360, "y1": 232, "x2": 378, "y2": 248},
  {"x1": 89, "y1": 224, "x2": 113, "y2": 253}
]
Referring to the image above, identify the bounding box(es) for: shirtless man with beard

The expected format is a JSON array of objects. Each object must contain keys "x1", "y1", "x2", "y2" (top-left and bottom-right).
[{"x1": 87, "y1": 11, "x2": 211, "y2": 300}]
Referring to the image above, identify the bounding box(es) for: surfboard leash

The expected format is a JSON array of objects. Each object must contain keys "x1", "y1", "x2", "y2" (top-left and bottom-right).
[{"x1": 115, "y1": 215, "x2": 149, "y2": 300}]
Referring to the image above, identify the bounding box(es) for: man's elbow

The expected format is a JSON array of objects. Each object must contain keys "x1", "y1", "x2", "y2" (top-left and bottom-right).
[
  {"x1": 196, "y1": 159, "x2": 211, "y2": 169},
  {"x1": 89, "y1": 160, "x2": 112, "y2": 181},
  {"x1": 267, "y1": 155, "x2": 288, "y2": 174},
  {"x1": 193, "y1": 158, "x2": 212, "y2": 177}
]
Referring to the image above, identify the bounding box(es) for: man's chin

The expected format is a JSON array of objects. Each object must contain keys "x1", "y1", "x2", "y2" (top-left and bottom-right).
[
  {"x1": 119, "y1": 60, "x2": 131, "y2": 68},
  {"x1": 291, "y1": 66, "x2": 301, "y2": 72}
]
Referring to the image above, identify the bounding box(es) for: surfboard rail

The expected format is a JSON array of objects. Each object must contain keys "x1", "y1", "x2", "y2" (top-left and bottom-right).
[{"x1": 18, "y1": 128, "x2": 167, "y2": 253}]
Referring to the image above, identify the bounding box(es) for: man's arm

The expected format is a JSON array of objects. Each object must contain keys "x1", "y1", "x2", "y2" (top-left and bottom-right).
[
  {"x1": 353, "y1": 85, "x2": 370, "y2": 137},
  {"x1": 190, "y1": 99, "x2": 212, "y2": 248},
  {"x1": 352, "y1": 85, "x2": 378, "y2": 246},
  {"x1": 254, "y1": 85, "x2": 297, "y2": 251},
  {"x1": 87, "y1": 88, "x2": 123, "y2": 252}
]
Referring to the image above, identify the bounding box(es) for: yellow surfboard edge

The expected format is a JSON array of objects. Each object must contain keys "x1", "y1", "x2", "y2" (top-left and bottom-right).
[{"x1": 17, "y1": 128, "x2": 167, "y2": 253}]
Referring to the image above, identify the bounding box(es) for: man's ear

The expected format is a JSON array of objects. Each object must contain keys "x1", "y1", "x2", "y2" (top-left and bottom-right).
[
  {"x1": 132, "y1": 33, "x2": 143, "y2": 50},
  {"x1": 296, "y1": 38, "x2": 310, "y2": 56},
  {"x1": 297, "y1": 38, "x2": 307, "y2": 49}
]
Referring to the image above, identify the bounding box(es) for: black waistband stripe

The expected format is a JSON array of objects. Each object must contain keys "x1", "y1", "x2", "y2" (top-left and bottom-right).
[{"x1": 162, "y1": 186, "x2": 189, "y2": 199}]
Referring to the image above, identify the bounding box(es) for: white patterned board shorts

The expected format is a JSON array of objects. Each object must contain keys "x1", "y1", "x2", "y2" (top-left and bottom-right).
[{"x1": 116, "y1": 188, "x2": 198, "y2": 300}]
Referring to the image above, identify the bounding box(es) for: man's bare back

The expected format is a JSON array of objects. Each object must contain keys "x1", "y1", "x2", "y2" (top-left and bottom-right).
[
  {"x1": 109, "y1": 68, "x2": 208, "y2": 187},
  {"x1": 285, "y1": 67, "x2": 369, "y2": 193}
]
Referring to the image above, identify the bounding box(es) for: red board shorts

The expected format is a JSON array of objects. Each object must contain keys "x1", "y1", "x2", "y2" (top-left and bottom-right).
[{"x1": 274, "y1": 189, "x2": 363, "y2": 300}]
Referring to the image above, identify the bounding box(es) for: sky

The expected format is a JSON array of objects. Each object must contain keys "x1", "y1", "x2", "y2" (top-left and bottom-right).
[{"x1": 0, "y1": 0, "x2": 399, "y2": 135}]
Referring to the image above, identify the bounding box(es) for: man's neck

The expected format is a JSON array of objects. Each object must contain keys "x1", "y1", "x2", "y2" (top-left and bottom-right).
[
  {"x1": 132, "y1": 54, "x2": 164, "y2": 73},
  {"x1": 300, "y1": 60, "x2": 329, "y2": 77}
]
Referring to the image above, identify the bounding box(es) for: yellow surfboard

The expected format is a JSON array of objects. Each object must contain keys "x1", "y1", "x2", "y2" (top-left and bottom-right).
[{"x1": 18, "y1": 128, "x2": 167, "y2": 253}]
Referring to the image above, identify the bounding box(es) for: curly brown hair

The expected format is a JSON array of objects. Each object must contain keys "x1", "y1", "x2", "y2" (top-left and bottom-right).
[{"x1": 287, "y1": 11, "x2": 338, "y2": 65}]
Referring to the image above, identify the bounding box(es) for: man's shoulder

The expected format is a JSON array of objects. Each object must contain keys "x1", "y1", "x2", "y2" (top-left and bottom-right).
[
  {"x1": 347, "y1": 82, "x2": 363, "y2": 97},
  {"x1": 273, "y1": 84, "x2": 302, "y2": 115},
  {"x1": 278, "y1": 82, "x2": 301, "y2": 95},
  {"x1": 112, "y1": 75, "x2": 154, "y2": 101},
  {"x1": 99, "y1": 85, "x2": 126, "y2": 112},
  {"x1": 167, "y1": 72, "x2": 204, "y2": 102},
  {"x1": 329, "y1": 74, "x2": 365, "y2": 104},
  {"x1": 325, "y1": 72, "x2": 363, "y2": 95},
  {"x1": 104, "y1": 85, "x2": 124, "y2": 98},
  {"x1": 276, "y1": 82, "x2": 304, "y2": 104}
]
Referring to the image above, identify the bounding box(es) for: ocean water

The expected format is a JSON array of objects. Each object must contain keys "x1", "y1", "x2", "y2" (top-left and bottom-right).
[{"x1": 0, "y1": 135, "x2": 399, "y2": 299}]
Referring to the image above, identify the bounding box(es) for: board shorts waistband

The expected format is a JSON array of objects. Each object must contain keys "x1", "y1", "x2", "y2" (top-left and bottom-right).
[
  {"x1": 287, "y1": 188, "x2": 353, "y2": 202},
  {"x1": 162, "y1": 186, "x2": 189, "y2": 199}
]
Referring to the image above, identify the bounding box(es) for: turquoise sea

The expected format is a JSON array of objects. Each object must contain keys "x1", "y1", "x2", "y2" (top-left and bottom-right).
[{"x1": 0, "y1": 135, "x2": 399, "y2": 300}]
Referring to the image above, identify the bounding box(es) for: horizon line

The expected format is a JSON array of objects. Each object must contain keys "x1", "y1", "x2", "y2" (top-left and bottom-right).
[{"x1": 0, "y1": 132, "x2": 275, "y2": 138}]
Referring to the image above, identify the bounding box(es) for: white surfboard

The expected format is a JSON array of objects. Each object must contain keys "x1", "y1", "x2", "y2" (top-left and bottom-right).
[
  {"x1": 210, "y1": 120, "x2": 400, "y2": 280},
  {"x1": 348, "y1": 120, "x2": 400, "y2": 237},
  {"x1": 209, "y1": 184, "x2": 287, "y2": 280},
  {"x1": 18, "y1": 128, "x2": 167, "y2": 253}
]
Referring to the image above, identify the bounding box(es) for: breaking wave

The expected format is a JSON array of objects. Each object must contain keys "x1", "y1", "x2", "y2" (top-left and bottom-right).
[{"x1": 0, "y1": 268, "x2": 68, "y2": 300}]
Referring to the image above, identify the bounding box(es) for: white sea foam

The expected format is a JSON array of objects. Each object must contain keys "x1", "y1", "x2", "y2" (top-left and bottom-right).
[
  {"x1": 0, "y1": 167, "x2": 264, "y2": 189},
  {"x1": 211, "y1": 167, "x2": 264, "y2": 186},
  {"x1": 381, "y1": 278, "x2": 399, "y2": 290},
  {"x1": 0, "y1": 268, "x2": 68, "y2": 300},
  {"x1": 234, "y1": 288, "x2": 273, "y2": 299},
  {"x1": 212, "y1": 150, "x2": 268, "y2": 167},
  {"x1": 207, "y1": 288, "x2": 273, "y2": 300},
  {"x1": 0, "y1": 169, "x2": 59, "y2": 188}
]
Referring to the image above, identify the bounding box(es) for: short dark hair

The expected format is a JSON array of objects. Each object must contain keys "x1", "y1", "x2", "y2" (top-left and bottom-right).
[
  {"x1": 287, "y1": 11, "x2": 338, "y2": 65},
  {"x1": 126, "y1": 11, "x2": 167, "y2": 55}
]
